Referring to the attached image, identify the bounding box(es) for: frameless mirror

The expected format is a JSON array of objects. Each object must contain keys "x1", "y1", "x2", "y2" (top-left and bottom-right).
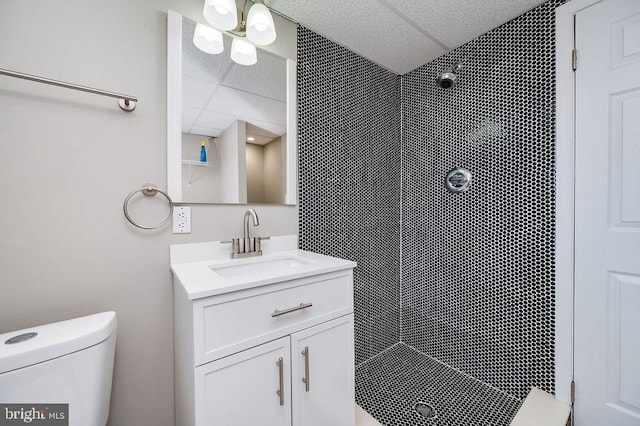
[{"x1": 167, "y1": 10, "x2": 297, "y2": 204}]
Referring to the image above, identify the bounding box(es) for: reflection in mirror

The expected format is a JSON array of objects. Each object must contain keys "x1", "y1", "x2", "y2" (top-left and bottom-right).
[{"x1": 167, "y1": 11, "x2": 297, "y2": 205}]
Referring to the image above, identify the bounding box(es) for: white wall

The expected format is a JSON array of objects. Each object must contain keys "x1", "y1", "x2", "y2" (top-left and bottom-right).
[
  {"x1": 246, "y1": 143, "x2": 266, "y2": 203},
  {"x1": 264, "y1": 136, "x2": 285, "y2": 204},
  {"x1": 0, "y1": 1, "x2": 298, "y2": 425},
  {"x1": 218, "y1": 120, "x2": 246, "y2": 203}
]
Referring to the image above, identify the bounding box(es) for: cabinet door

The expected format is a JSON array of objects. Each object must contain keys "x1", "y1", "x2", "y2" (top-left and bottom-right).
[
  {"x1": 195, "y1": 337, "x2": 291, "y2": 426},
  {"x1": 291, "y1": 315, "x2": 355, "y2": 426}
]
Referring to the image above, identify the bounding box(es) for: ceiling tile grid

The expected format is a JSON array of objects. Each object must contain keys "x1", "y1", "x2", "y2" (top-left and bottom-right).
[
  {"x1": 268, "y1": 0, "x2": 447, "y2": 74},
  {"x1": 268, "y1": 0, "x2": 547, "y2": 74}
]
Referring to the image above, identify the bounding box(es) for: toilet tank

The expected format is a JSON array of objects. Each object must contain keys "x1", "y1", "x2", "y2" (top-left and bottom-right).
[{"x1": 0, "y1": 312, "x2": 117, "y2": 426}]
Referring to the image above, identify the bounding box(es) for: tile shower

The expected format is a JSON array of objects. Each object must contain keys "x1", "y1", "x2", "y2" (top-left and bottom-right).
[{"x1": 298, "y1": 0, "x2": 561, "y2": 424}]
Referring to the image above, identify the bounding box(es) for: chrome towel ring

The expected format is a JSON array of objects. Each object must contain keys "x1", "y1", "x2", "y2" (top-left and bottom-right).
[{"x1": 123, "y1": 184, "x2": 174, "y2": 230}]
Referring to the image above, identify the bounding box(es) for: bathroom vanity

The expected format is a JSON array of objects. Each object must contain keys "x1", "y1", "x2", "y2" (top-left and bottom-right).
[{"x1": 171, "y1": 236, "x2": 357, "y2": 426}]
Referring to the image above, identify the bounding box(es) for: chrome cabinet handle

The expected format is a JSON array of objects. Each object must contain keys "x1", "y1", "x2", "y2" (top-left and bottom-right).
[
  {"x1": 276, "y1": 357, "x2": 284, "y2": 406},
  {"x1": 301, "y1": 346, "x2": 310, "y2": 392},
  {"x1": 271, "y1": 302, "x2": 313, "y2": 317}
]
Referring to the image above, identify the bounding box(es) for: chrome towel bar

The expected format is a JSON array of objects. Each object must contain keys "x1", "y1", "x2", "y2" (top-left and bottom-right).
[{"x1": 0, "y1": 67, "x2": 137, "y2": 111}]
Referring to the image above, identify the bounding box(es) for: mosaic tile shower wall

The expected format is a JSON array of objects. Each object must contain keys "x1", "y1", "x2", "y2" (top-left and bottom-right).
[
  {"x1": 297, "y1": 26, "x2": 402, "y2": 365},
  {"x1": 401, "y1": 0, "x2": 561, "y2": 400}
]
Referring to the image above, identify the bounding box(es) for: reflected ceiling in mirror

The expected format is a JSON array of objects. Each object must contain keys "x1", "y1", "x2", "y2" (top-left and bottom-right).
[
  {"x1": 167, "y1": 10, "x2": 297, "y2": 206},
  {"x1": 181, "y1": 17, "x2": 287, "y2": 139}
]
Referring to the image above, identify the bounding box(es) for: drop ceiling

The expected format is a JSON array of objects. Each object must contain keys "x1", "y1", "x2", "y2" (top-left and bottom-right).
[
  {"x1": 266, "y1": 0, "x2": 548, "y2": 75},
  {"x1": 182, "y1": 16, "x2": 287, "y2": 142}
]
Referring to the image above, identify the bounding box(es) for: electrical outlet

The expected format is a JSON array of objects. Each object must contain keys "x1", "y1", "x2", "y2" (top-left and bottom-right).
[{"x1": 172, "y1": 206, "x2": 191, "y2": 233}]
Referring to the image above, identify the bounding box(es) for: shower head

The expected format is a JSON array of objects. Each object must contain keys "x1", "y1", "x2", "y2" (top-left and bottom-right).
[{"x1": 436, "y1": 61, "x2": 463, "y2": 89}]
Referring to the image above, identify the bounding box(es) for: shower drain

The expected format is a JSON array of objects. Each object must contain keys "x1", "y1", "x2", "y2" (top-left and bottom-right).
[{"x1": 414, "y1": 402, "x2": 437, "y2": 419}]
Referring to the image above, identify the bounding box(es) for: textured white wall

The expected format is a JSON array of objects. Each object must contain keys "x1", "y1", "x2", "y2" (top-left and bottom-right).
[{"x1": 0, "y1": 1, "x2": 297, "y2": 425}]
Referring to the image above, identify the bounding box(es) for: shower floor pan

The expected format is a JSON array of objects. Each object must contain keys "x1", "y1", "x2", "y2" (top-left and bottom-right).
[{"x1": 355, "y1": 343, "x2": 522, "y2": 426}]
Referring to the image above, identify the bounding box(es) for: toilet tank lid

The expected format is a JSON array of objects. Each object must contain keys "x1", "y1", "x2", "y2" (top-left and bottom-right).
[{"x1": 0, "y1": 311, "x2": 117, "y2": 374}]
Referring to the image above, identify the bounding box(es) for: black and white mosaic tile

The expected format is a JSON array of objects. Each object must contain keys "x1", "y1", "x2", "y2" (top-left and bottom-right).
[
  {"x1": 356, "y1": 344, "x2": 522, "y2": 426},
  {"x1": 297, "y1": 0, "x2": 561, "y2": 420},
  {"x1": 401, "y1": 0, "x2": 561, "y2": 400},
  {"x1": 297, "y1": 26, "x2": 402, "y2": 365}
]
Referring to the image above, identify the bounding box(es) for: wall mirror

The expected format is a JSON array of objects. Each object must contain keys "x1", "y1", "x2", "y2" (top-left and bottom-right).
[{"x1": 167, "y1": 10, "x2": 297, "y2": 205}]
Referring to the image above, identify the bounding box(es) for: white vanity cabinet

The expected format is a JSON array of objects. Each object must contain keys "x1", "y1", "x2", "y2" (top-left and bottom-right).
[
  {"x1": 194, "y1": 315, "x2": 354, "y2": 426},
  {"x1": 290, "y1": 316, "x2": 355, "y2": 426},
  {"x1": 195, "y1": 336, "x2": 292, "y2": 426},
  {"x1": 171, "y1": 242, "x2": 356, "y2": 426}
]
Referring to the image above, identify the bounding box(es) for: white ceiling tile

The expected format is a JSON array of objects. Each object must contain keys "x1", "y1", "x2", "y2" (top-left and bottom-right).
[
  {"x1": 182, "y1": 16, "x2": 232, "y2": 82},
  {"x1": 181, "y1": 12, "x2": 289, "y2": 139},
  {"x1": 194, "y1": 109, "x2": 237, "y2": 131},
  {"x1": 182, "y1": 105, "x2": 202, "y2": 132},
  {"x1": 268, "y1": 0, "x2": 547, "y2": 74},
  {"x1": 222, "y1": 52, "x2": 287, "y2": 102},
  {"x1": 243, "y1": 119, "x2": 286, "y2": 137},
  {"x1": 246, "y1": 122, "x2": 281, "y2": 145},
  {"x1": 247, "y1": 123, "x2": 279, "y2": 139},
  {"x1": 205, "y1": 86, "x2": 286, "y2": 131},
  {"x1": 182, "y1": 75, "x2": 217, "y2": 109},
  {"x1": 382, "y1": 0, "x2": 546, "y2": 49},
  {"x1": 269, "y1": 0, "x2": 446, "y2": 74},
  {"x1": 190, "y1": 125, "x2": 224, "y2": 137}
]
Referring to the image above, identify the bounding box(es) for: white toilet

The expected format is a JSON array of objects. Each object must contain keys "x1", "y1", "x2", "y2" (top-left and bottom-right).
[{"x1": 0, "y1": 311, "x2": 117, "y2": 426}]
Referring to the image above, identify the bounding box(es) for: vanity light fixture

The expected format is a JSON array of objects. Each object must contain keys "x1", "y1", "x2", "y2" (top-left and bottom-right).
[
  {"x1": 197, "y1": 0, "x2": 277, "y2": 66},
  {"x1": 193, "y1": 23, "x2": 224, "y2": 54},
  {"x1": 246, "y1": 0, "x2": 276, "y2": 46},
  {"x1": 231, "y1": 38, "x2": 258, "y2": 65},
  {"x1": 203, "y1": 0, "x2": 238, "y2": 31}
]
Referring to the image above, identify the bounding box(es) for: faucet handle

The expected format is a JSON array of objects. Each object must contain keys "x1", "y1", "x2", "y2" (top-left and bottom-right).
[
  {"x1": 221, "y1": 238, "x2": 241, "y2": 256},
  {"x1": 253, "y1": 236, "x2": 271, "y2": 253}
]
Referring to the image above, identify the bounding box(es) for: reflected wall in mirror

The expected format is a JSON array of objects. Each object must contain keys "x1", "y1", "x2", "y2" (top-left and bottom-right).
[{"x1": 167, "y1": 10, "x2": 297, "y2": 205}]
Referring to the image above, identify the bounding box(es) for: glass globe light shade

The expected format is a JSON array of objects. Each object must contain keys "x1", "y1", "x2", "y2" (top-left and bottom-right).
[
  {"x1": 193, "y1": 23, "x2": 224, "y2": 54},
  {"x1": 246, "y1": 3, "x2": 276, "y2": 46},
  {"x1": 230, "y1": 38, "x2": 257, "y2": 66},
  {"x1": 203, "y1": 0, "x2": 238, "y2": 31}
]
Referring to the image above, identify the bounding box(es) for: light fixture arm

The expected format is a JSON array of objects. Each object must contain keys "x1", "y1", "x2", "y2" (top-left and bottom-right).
[
  {"x1": 212, "y1": 0, "x2": 276, "y2": 43},
  {"x1": 229, "y1": 0, "x2": 250, "y2": 37},
  {"x1": 197, "y1": 0, "x2": 276, "y2": 65}
]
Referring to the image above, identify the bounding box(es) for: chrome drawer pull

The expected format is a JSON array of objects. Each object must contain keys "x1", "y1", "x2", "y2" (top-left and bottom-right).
[
  {"x1": 271, "y1": 302, "x2": 313, "y2": 317},
  {"x1": 301, "y1": 346, "x2": 310, "y2": 392},
  {"x1": 276, "y1": 357, "x2": 284, "y2": 406}
]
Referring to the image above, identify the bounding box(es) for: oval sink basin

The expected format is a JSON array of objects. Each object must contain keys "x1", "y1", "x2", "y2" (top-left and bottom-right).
[{"x1": 210, "y1": 255, "x2": 318, "y2": 277}]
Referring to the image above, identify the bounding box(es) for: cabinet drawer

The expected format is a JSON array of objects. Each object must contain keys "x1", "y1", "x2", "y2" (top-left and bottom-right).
[{"x1": 193, "y1": 271, "x2": 353, "y2": 365}]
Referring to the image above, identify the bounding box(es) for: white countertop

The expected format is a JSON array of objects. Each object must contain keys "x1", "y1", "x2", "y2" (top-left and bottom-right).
[{"x1": 170, "y1": 235, "x2": 357, "y2": 300}]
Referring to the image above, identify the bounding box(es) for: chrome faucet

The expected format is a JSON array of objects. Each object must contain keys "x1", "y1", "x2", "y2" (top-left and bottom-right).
[
  {"x1": 243, "y1": 209, "x2": 259, "y2": 253},
  {"x1": 223, "y1": 209, "x2": 269, "y2": 259}
]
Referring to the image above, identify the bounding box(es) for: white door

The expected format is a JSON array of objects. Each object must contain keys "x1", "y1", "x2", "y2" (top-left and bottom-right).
[
  {"x1": 195, "y1": 337, "x2": 292, "y2": 426},
  {"x1": 574, "y1": 0, "x2": 640, "y2": 424},
  {"x1": 291, "y1": 315, "x2": 355, "y2": 426}
]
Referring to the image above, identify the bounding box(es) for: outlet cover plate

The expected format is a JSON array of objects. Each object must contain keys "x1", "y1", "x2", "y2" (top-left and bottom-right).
[{"x1": 172, "y1": 206, "x2": 191, "y2": 233}]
